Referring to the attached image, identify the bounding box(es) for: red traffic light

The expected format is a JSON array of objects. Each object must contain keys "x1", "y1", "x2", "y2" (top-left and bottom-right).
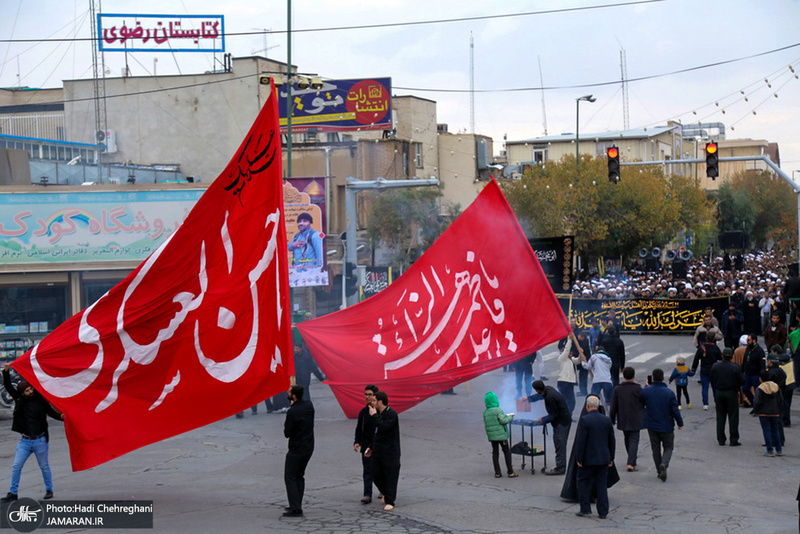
[
  {"x1": 705, "y1": 142, "x2": 719, "y2": 179},
  {"x1": 607, "y1": 145, "x2": 620, "y2": 183}
]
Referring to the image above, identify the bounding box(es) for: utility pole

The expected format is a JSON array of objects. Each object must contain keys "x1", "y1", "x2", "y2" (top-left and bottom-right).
[{"x1": 89, "y1": 0, "x2": 108, "y2": 183}]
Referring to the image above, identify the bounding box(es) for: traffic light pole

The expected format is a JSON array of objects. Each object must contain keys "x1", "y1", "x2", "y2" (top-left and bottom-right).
[
  {"x1": 621, "y1": 155, "x2": 800, "y2": 266},
  {"x1": 343, "y1": 176, "x2": 440, "y2": 307}
]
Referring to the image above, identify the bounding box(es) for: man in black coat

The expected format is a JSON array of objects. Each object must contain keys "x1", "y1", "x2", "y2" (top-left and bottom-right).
[
  {"x1": 710, "y1": 348, "x2": 745, "y2": 446},
  {"x1": 283, "y1": 385, "x2": 315, "y2": 517},
  {"x1": 742, "y1": 334, "x2": 766, "y2": 408},
  {"x1": 353, "y1": 385, "x2": 379, "y2": 504},
  {"x1": 366, "y1": 391, "x2": 401, "y2": 511},
  {"x1": 600, "y1": 326, "x2": 626, "y2": 388},
  {"x1": 527, "y1": 380, "x2": 572, "y2": 475},
  {"x1": 784, "y1": 269, "x2": 800, "y2": 324},
  {"x1": 721, "y1": 303, "x2": 744, "y2": 349},
  {"x1": 741, "y1": 291, "x2": 762, "y2": 335},
  {"x1": 608, "y1": 367, "x2": 644, "y2": 471},
  {"x1": 573, "y1": 395, "x2": 615, "y2": 519}
]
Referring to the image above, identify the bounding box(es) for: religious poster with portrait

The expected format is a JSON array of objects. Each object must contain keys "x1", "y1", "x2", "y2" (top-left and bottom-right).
[{"x1": 284, "y1": 178, "x2": 328, "y2": 288}]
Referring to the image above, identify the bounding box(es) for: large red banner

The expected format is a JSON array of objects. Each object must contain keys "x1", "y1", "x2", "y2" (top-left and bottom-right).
[
  {"x1": 12, "y1": 85, "x2": 292, "y2": 471},
  {"x1": 298, "y1": 180, "x2": 570, "y2": 418}
]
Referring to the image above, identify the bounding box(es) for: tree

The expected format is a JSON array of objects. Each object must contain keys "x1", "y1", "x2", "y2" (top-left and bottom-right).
[
  {"x1": 501, "y1": 154, "x2": 716, "y2": 261},
  {"x1": 366, "y1": 186, "x2": 460, "y2": 271},
  {"x1": 714, "y1": 171, "x2": 798, "y2": 251}
]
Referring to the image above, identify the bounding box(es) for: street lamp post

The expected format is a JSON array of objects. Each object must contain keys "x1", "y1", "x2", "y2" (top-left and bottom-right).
[{"x1": 575, "y1": 94, "x2": 596, "y2": 168}]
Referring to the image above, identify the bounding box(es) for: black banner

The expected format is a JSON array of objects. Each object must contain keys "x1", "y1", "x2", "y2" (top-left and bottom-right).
[
  {"x1": 360, "y1": 266, "x2": 392, "y2": 300},
  {"x1": 558, "y1": 296, "x2": 729, "y2": 333},
  {"x1": 529, "y1": 236, "x2": 574, "y2": 295}
]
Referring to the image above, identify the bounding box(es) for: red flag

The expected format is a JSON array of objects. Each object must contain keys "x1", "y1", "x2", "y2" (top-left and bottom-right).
[
  {"x1": 298, "y1": 180, "x2": 570, "y2": 418},
  {"x1": 11, "y1": 86, "x2": 292, "y2": 471}
]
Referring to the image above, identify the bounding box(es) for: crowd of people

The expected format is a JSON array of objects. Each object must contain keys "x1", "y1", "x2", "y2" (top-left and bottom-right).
[
  {"x1": 481, "y1": 300, "x2": 800, "y2": 521},
  {"x1": 571, "y1": 250, "x2": 793, "y2": 306}
]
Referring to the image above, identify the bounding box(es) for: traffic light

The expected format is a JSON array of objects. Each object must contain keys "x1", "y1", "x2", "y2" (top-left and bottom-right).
[
  {"x1": 607, "y1": 146, "x2": 620, "y2": 184},
  {"x1": 705, "y1": 142, "x2": 719, "y2": 180},
  {"x1": 344, "y1": 262, "x2": 358, "y2": 296}
]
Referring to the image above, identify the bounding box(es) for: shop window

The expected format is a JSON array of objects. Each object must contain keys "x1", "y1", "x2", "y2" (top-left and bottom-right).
[
  {"x1": 82, "y1": 280, "x2": 122, "y2": 310},
  {"x1": 0, "y1": 285, "x2": 68, "y2": 358}
]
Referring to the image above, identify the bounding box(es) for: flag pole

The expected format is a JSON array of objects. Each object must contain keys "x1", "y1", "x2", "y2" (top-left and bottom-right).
[{"x1": 568, "y1": 293, "x2": 573, "y2": 321}]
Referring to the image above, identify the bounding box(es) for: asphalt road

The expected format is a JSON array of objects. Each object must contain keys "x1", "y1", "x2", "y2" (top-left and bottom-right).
[{"x1": 0, "y1": 334, "x2": 795, "y2": 533}]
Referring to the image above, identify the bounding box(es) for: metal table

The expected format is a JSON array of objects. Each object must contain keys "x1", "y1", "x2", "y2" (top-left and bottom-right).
[{"x1": 508, "y1": 419, "x2": 547, "y2": 474}]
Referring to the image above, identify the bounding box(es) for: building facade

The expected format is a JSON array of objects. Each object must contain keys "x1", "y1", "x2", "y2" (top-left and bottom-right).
[
  {"x1": 0, "y1": 55, "x2": 493, "y2": 324},
  {"x1": 505, "y1": 122, "x2": 779, "y2": 190}
]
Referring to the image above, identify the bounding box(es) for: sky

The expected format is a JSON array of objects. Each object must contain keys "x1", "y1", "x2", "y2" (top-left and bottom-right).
[{"x1": 2, "y1": 0, "x2": 800, "y2": 172}]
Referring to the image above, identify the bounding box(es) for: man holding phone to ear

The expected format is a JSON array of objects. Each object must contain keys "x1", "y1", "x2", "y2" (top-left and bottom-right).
[{"x1": 639, "y1": 368, "x2": 683, "y2": 482}]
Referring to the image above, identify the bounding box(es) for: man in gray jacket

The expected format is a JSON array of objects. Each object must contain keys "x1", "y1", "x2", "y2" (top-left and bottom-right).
[{"x1": 694, "y1": 314, "x2": 723, "y2": 348}]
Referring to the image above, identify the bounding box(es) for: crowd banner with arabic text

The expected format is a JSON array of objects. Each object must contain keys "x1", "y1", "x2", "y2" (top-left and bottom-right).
[
  {"x1": 558, "y1": 296, "x2": 730, "y2": 333},
  {"x1": 278, "y1": 78, "x2": 392, "y2": 133},
  {"x1": 11, "y1": 84, "x2": 291, "y2": 471},
  {"x1": 299, "y1": 180, "x2": 570, "y2": 418}
]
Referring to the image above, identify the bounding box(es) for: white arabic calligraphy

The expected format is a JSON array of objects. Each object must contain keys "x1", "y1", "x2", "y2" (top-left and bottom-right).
[
  {"x1": 377, "y1": 253, "x2": 516, "y2": 379},
  {"x1": 30, "y1": 208, "x2": 283, "y2": 412}
]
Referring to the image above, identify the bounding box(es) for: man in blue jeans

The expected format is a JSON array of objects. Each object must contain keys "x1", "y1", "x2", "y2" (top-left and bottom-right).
[
  {"x1": 1, "y1": 363, "x2": 63, "y2": 502},
  {"x1": 639, "y1": 368, "x2": 683, "y2": 482}
]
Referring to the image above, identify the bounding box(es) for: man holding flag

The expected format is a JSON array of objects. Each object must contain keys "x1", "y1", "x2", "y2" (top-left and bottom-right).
[{"x1": 1, "y1": 363, "x2": 64, "y2": 502}]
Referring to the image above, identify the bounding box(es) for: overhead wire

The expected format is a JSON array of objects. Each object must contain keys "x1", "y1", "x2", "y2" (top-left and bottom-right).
[
  {"x1": 35, "y1": 12, "x2": 89, "y2": 88},
  {"x1": 0, "y1": 0, "x2": 23, "y2": 80},
  {"x1": 0, "y1": 1, "x2": 665, "y2": 44},
  {"x1": 394, "y1": 41, "x2": 800, "y2": 94},
  {"x1": 0, "y1": 1, "x2": 796, "y2": 157},
  {"x1": 639, "y1": 59, "x2": 800, "y2": 132}
]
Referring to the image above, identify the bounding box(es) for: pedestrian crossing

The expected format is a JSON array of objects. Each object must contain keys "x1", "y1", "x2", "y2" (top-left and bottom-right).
[
  {"x1": 627, "y1": 352, "x2": 662, "y2": 364},
  {"x1": 540, "y1": 349, "x2": 696, "y2": 369}
]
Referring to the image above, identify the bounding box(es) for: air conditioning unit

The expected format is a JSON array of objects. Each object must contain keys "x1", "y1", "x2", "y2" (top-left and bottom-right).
[
  {"x1": 104, "y1": 129, "x2": 118, "y2": 154},
  {"x1": 511, "y1": 172, "x2": 522, "y2": 180}
]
